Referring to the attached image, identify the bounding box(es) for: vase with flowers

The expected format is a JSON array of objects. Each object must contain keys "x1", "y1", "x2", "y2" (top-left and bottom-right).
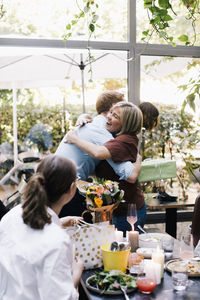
[{"x1": 81, "y1": 179, "x2": 124, "y2": 222}]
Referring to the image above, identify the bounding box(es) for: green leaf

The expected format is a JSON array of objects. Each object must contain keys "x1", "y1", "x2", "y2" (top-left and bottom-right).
[
  {"x1": 89, "y1": 23, "x2": 95, "y2": 32},
  {"x1": 181, "y1": 99, "x2": 187, "y2": 117},
  {"x1": 80, "y1": 11, "x2": 85, "y2": 18},
  {"x1": 163, "y1": 14, "x2": 173, "y2": 21},
  {"x1": 142, "y1": 30, "x2": 149, "y2": 36},
  {"x1": 63, "y1": 32, "x2": 72, "y2": 41},
  {"x1": 178, "y1": 35, "x2": 189, "y2": 42},
  {"x1": 144, "y1": 3, "x2": 152, "y2": 8},
  {"x1": 186, "y1": 93, "x2": 195, "y2": 112},
  {"x1": 71, "y1": 20, "x2": 77, "y2": 25},
  {"x1": 66, "y1": 24, "x2": 71, "y2": 30},
  {"x1": 178, "y1": 84, "x2": 187, "y2": 91},
  {"x1": 92, "y1": 14, "x2": 99, "y2": 23},
  {"x1": 158, "y1": 0, "x2": 170, "y2": 9},
  {"x1": 84, "y1": 6, "x2": 90, "y2": 13},
  {"x1": 154, "y1": 16, "x2": 161, "y2": 23}
]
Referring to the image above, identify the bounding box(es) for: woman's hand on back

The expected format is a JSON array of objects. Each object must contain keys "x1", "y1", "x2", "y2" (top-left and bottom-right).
[
  {"x1": 64, "y1": 130, "x2": 78, "y2": 144},
  {"x1": 75, "y1": 114, "x2": 93, "y2": 127}
]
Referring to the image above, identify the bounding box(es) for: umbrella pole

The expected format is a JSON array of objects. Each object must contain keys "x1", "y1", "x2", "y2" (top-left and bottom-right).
[
  {"x1": 12, "y1": 86, "x2": 18, "y2": 164},
  {"x1": 81, "y1": 68, "x2": 86, "y2": 113},
  {"x1": 79, "y1": 54, "x2": 86, "y2": 113}
]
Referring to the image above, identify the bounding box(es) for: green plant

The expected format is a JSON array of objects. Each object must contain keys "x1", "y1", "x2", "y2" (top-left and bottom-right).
[
  {"x1": 141, "y1": 103, "x2": 200, "y2": 197},
  {"x1": 142, "y1": 0, "x2": 200, "y2": 46},
  {"x1": 178, "y1": 63, "x2": 200, "y2": 115}
]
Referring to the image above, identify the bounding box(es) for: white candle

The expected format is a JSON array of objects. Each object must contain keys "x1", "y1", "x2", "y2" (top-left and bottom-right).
[
  {"x1": 152, "y1": 247, "x2": 165, "y2": 278},
  {"x1": 128, "y1": 230, "x2": 139, "y2": 252},
  {"x1": 145, "y1": 261, "x2": 161, "y2": 285},
  {"x1": 114, "y1": 229, "x2": 123, "y2": 242}
]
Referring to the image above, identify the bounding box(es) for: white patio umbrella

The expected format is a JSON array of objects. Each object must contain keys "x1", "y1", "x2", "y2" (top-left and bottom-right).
[{"x1": 0, "y1": 48, "x2": 127, "y2": 163}]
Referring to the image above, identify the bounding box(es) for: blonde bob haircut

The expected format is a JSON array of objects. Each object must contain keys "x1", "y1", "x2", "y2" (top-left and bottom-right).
[{"x1": 112, "y1": 102, "x2": 143, "y2": 136}]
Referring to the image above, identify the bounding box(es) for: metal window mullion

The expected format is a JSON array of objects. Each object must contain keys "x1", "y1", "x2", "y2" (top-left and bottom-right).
[
  {"x1": 128, "y1": 0, "x2": 140, "y2": 105},
  {"x1": 0, "y1": 38, "x2": 132, "y2": 51},
  {"x1": 136, "y1": 43, "x2": 200, "y2": 58}
]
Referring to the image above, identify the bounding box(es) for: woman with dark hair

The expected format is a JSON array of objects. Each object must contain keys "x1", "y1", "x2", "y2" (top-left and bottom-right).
[
  {"x1": 138, "y1": 102, "x2": 159, "y2": 131},
  {"x1": 0, "y1": 155, "x2": 83, "y2": 300}
]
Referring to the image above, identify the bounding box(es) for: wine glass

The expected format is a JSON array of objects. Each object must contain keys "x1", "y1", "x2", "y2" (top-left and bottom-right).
[{"x1": 127, "y1": 203, "x2": 137, "y2": 230}]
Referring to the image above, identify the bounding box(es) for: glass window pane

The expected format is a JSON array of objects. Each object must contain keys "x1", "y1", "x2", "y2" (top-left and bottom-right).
[
  {"x1": 1, "y1": 0, "x2": 127, "y2": 41},
  {"x1": 0, "y1": 48, "x2": 127, "y2": 150},
  {"x1": 140, "y1": 55, "x2": 200, "y2": 118},
  {"x1": 137, "y1": 0, "x2": 200, "y2": 46}
]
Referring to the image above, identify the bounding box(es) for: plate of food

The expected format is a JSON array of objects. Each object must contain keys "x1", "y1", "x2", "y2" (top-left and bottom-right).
[
  {"x1": 139, "y1": 233, "x2": 171, "y2": 248},
  {"x1": 166, "y1": 259, "x2": 200, "y2": 277},
  {"x1": 86, "y1": 270, "x2": 137, "y2": 295}
]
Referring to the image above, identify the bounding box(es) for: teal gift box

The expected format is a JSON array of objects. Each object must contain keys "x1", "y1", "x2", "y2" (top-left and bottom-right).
[{"x1": 138, "y1": 158, "x2": 177, "y2": 182}]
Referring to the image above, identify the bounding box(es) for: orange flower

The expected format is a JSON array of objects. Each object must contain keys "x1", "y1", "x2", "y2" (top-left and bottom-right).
[{"x1": 94, "y1": 196, "x2": 103, "y2": 208}]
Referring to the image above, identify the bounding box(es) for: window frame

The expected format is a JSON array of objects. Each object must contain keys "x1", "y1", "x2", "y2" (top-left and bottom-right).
[{"x1": 0, "y1": 0, "x2": 200, "y2": 105}]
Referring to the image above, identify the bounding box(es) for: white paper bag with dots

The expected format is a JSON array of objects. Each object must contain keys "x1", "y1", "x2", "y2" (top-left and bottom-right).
[{"x1": 66, "y1": 222, "x2": 115, "y2": 269}]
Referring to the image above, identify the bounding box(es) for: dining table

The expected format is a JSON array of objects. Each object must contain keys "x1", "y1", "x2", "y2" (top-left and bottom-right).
[
  {"x1": 80, "y1": 268, "x2": 200, "y2": 300},
  {"x1": 145, "y1": 193, "x2": 196, "y2": 238},
  {"x1": 79, "y1": 236, "x2": 200, "y2": 300}
]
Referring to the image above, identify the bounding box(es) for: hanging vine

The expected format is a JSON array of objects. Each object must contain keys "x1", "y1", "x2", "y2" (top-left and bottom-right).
[
  {"x1": 0, "y1": 0, "x2": 5, "y2": 19},
  {"x1": 63, "y1": 0, "x2": 100, "y2": 81},
  {"x1": 142, "y1": 0, "x2": 200, "y2": 46}
]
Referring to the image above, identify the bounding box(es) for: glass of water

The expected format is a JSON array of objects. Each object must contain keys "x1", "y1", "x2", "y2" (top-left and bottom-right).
[{"x1": 172, "y1": 261, "x2": 188, "y2": 291}]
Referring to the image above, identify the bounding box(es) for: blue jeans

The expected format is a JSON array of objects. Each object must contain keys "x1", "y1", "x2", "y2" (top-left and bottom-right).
[{"x1": 112, "y1": 203, "x2": 146, "y2": 236}]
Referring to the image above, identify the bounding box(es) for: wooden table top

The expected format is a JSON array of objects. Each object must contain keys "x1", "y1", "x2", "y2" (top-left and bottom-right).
[{"x1": 145, "y1": 193, "x2": 196, "y2": 210}]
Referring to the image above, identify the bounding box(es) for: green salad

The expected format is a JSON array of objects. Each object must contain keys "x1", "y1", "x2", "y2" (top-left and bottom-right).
[{"x1": 87, "y1": 270, "x2": 137, "y2": 292}]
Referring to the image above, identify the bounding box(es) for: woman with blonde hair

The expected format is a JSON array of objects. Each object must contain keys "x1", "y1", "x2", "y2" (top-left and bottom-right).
[
  {"x1": 0, "y1": 155, "x2": 83, "y2": 300},
  {"x1": 67, "y1": 102, "x2": 145, "y2": 234}
]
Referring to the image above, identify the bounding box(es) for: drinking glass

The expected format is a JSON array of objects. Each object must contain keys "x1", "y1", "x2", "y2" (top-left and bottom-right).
[
  {"x1": 127, "y1": 203, "x2": 137, "y2": 230},
  {"x1": 137, "y1": 273, "x2": 156, "y2": 294},
  {"x1": 172, "y1": 261, "x2": 188, "y2": 291},
  {"x1": 180, "y1": 233, "x2": 194, "y2": 261}
]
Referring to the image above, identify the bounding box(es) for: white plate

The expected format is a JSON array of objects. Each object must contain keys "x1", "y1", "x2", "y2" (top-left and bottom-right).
[
  {"x1": 166, "y1": 259, "x2": 200, "y2": 277},
  {"x1": 139, "y1": 233, "x2": 171, "y2": 248},
  {"x1": 86, "y1": 275, "x2": 136, "y2": 295},
  {"x1": 136, "y1": 247, "x2": 155, "y2": 258}
]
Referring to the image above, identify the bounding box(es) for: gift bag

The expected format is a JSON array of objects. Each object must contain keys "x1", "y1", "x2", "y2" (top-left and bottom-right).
[
  {"x1": 138, "y1": 158, "x2": 177, "y2": 182},
  {"x1": 66, "y1": 221, "x2": 115, "y2": 269}
]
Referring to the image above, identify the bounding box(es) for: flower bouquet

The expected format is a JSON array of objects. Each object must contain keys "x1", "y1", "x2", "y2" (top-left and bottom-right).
[{"x1": 85, "y1": 179, "x2": 124, "y2": 213}]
